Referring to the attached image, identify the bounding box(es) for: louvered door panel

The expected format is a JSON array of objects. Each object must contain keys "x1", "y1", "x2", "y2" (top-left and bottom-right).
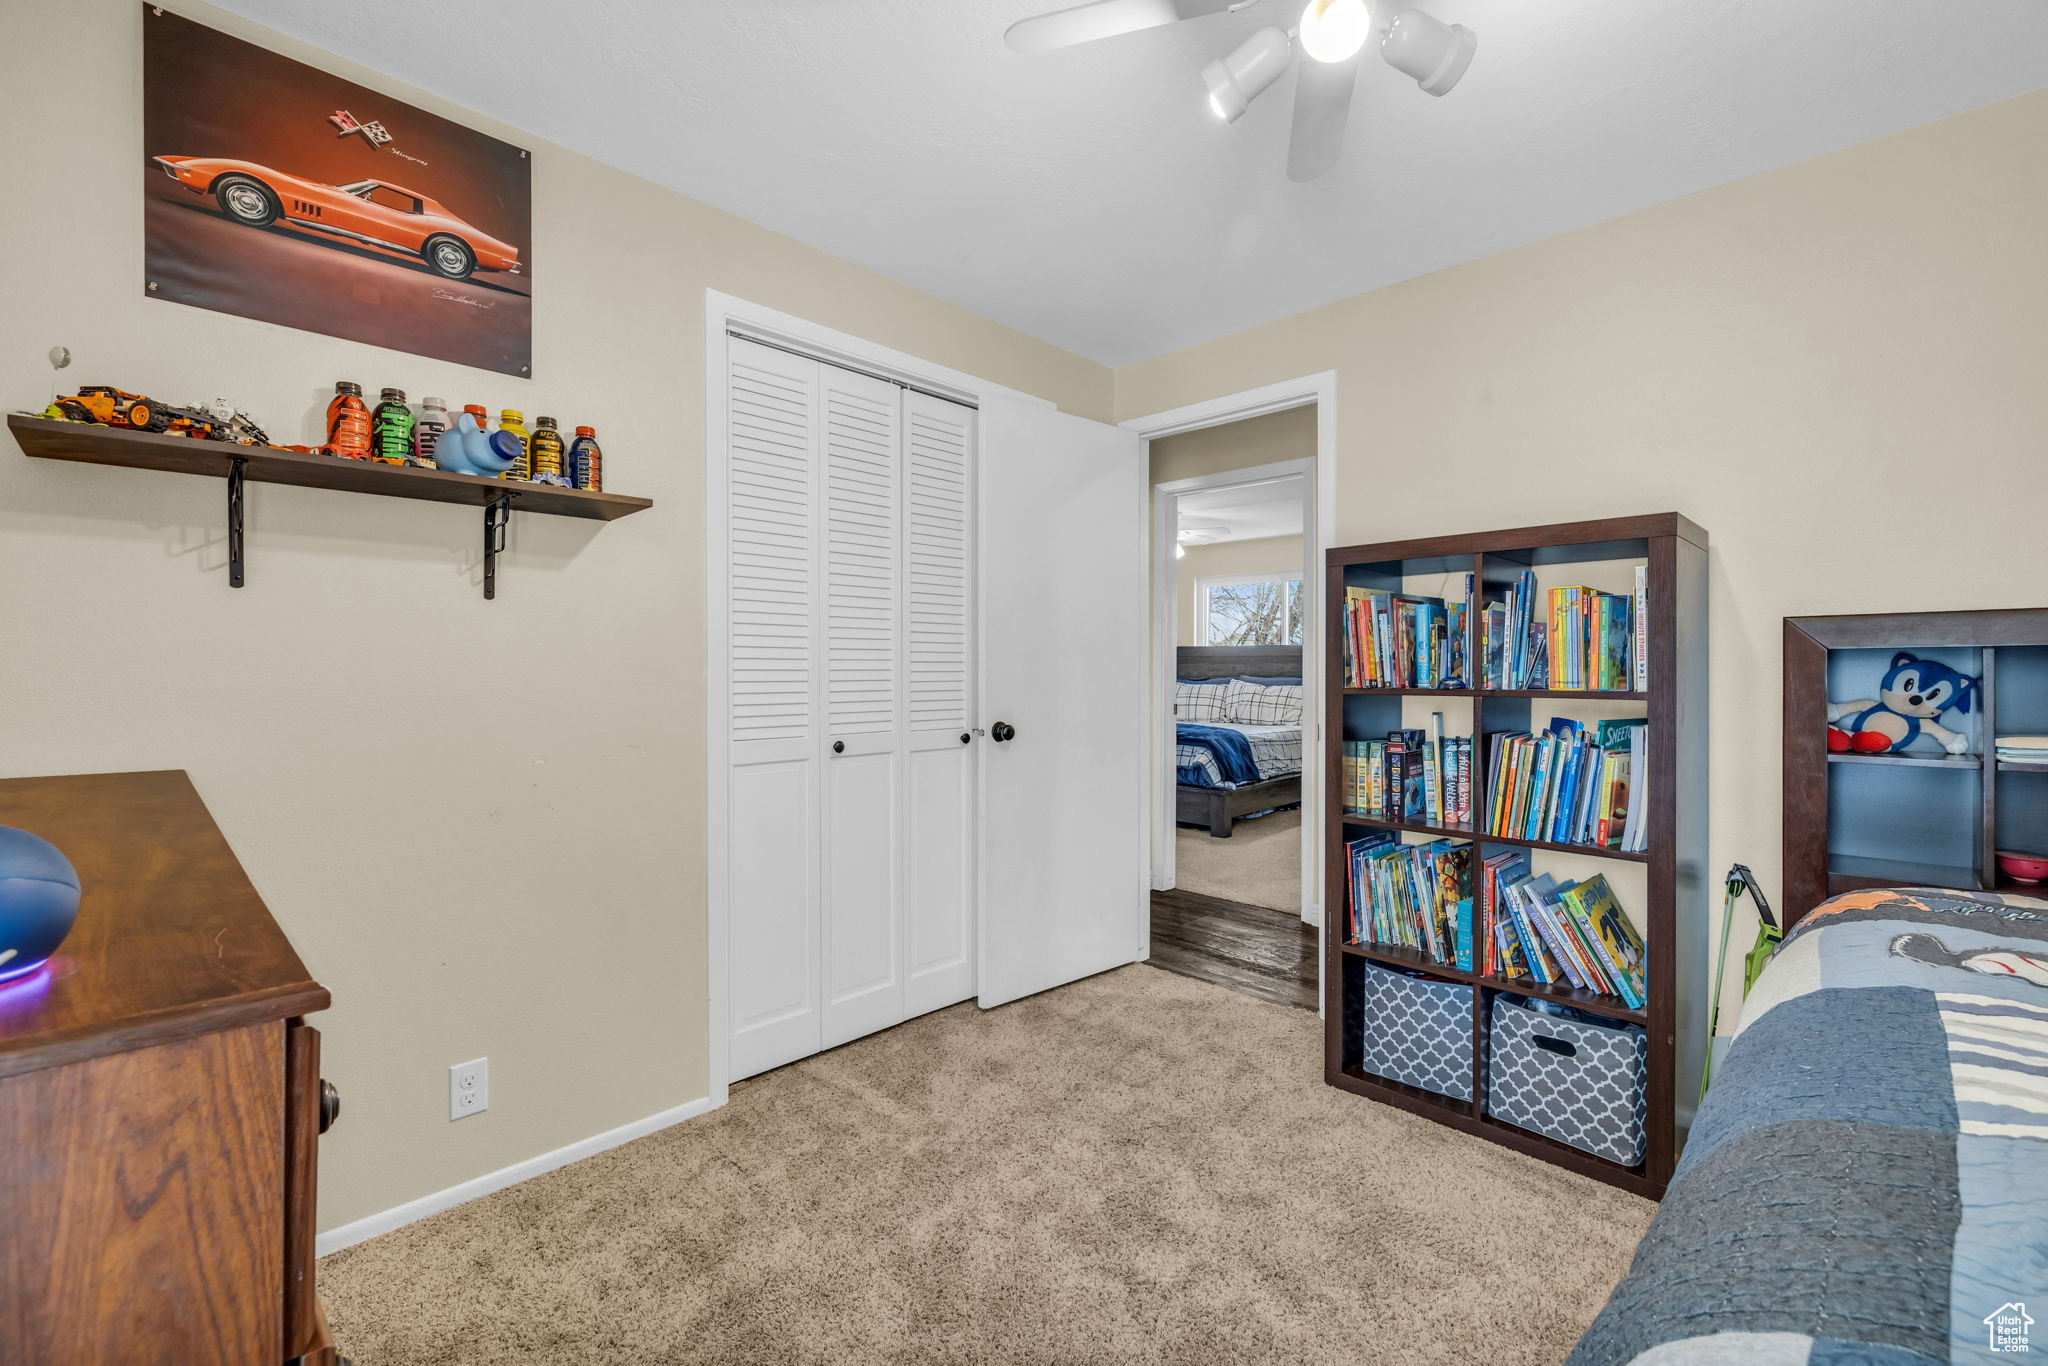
[
  {"x1": 904, "y1": 394, "x2": 974, "y2": 735},
  {"x1": 819, "y1": 368, "x2": 906, "y2": 1047},
  {"x1": 823, "y1": 370, "x2": 901, "y2": 737},
  {"x1": 902, "y1": 391, "x2": 977, "y2": 1015},
  {"x1": 728, "y1": 343, "x2": 819, "y2": 747},
  {"x1": 723, "y1": 339, "x2": 979, "y2": 1079},
  {"x1": 726, "y1": 339, "x2": 823, "y2": 1079}
]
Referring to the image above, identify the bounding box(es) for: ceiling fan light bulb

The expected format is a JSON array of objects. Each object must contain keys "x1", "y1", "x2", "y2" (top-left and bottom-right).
[
  {"x1": 1201, "y1": 26, "x2": 1292, "y2": 124},
  {"x1": 1381, "y1": 9, "x2": 1476, "y2": 95},
  {"x1": 1299, "y1": 0, "x2": 1369, "y2": 63}
]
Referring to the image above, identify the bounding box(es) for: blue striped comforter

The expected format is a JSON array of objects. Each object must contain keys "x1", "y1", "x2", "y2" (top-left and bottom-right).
[{"x1": 1571, "y1": 886, "x2": 2048, "y2": 1366}]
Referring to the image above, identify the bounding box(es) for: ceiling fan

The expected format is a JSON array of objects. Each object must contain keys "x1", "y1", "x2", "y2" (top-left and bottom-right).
[{"x1": 1004, "y1": 0, "x2": 1477, "y2": 182}]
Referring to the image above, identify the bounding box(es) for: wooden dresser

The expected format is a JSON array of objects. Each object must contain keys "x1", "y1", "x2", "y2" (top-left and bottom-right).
[{"x1": 0, "y1": 771, "x2": 341, "y2": 1366}]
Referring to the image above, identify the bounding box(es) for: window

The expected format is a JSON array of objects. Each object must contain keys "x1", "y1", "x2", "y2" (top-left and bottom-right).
[
  {"x1": 352, "y1": 183, "x2": 421, "y2": 214},
  {"x1": 1198, "y1": 573, "x2": 1303, "y2": 646}
]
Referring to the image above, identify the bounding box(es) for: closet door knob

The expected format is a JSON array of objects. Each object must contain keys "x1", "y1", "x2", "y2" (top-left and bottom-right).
[
  {"x1": 991, "y1": 722, "x2": 1016, "y2": 743},
  {"x1": 832, "y1": 740, "x2": 845, "y2": 754},
  {"x1": 319, "y1": 1079, "x2": 341, "y2": 1134},
  {"x1": 960, "y1": 733, "x2": 971, "y2": 744}
]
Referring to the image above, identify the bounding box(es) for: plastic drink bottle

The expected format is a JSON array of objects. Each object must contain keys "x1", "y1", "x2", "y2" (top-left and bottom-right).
[
  {"x1": 413, "y1": 396, "x2": 448, "y2": 468},
  {"x1": 528, "y1": 416, "x2": 567, "y2": 485},
  {"x1": 567, "y1": 426, "x2": 602, "y2": 492},
  {"x1": 370, "y1": 388, "x2": 414, "y2": 466},
  {"x1": 326, "y1": 381, "x2": 370, "y2": 459},
  {"x1": 497, "y1": 409, "x2": 530, "y2": 480}
]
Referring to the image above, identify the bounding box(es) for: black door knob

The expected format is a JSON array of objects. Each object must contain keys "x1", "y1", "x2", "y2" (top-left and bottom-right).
[
  {"x1": 832, "y1": 740, "x2": 845, "y2": 754},
  {"x1": 960, "y1": 733, "x2": 971, "y2": 744},
  {"x1": 991, "y1": 722, "x2": 1016, "y2": 743},
  {"x1": 319, "y1": 1079, "x2": 341, "y2": 1134}
]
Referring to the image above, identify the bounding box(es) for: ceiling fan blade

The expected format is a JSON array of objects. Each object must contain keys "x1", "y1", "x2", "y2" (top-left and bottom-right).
[
  {"x1": 1286, "y1": 48, "x2": 1358, "y2": 182},
  {"x1": 1004, "y1": 0, "x2": 1249, "y2": 53}
]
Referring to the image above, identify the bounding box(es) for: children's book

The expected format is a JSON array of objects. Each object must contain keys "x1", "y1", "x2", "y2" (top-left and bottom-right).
[{"x1": 1563, "y1": 875, "x2": 1646, "y2": 1006}]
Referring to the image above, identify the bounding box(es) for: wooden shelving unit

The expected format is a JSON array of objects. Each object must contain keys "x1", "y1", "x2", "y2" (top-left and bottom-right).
[
  {"x1": 1783, "y1": 608, "x2": 2048, "y2": 920},
  {"x1": 8, "y1": 414, "x2": 652, "y2": 598},
  {"x1": 1324, "y1": 513, "x2": 1708, "y2": 1199}
]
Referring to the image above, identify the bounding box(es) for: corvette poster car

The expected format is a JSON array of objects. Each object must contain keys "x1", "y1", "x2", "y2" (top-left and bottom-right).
[{"x1": 142, "y1": 6, "x2": 533, "y2": 376}]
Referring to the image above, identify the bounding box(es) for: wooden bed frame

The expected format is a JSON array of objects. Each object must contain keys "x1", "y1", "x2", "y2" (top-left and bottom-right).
[{"x1": 1174, "y1": 645, "x2": 1303, "y2": 838}]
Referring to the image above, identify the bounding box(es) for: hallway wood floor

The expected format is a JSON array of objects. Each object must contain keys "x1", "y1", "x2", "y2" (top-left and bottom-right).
[{"x1": 1148, "y1": 888, "x2": 1317, "y2": 1011}]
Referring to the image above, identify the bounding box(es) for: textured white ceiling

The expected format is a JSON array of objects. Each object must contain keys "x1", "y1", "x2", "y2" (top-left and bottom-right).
[
  {"x1": 1178, "y1": 479, "x2": 1305, "y2": 543},
  {"x1": 210, "y1": 0, "x2": 2048, "y2": 366}
]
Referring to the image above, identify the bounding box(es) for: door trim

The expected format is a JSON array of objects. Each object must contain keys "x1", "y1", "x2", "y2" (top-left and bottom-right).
[
  {"x1": 1119, "y1": 374, "x2": 1338, "y2": 1012},
  {"x1": 704, "y1": 290, "x2": 1056, "y2": 1110}
]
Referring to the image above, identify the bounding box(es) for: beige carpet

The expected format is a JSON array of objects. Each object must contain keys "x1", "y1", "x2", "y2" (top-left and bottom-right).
[
  {"x1": 322, "y1": 965, "x2": 1650, "y2": 1365},
  {"x1": 1175, "y1": 807, "x2": 1303, "y2": 913}
]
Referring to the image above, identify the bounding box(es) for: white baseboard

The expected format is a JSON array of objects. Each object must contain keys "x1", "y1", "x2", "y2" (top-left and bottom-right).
[{"x1": 315, "y1": 1094, "x2": 718, "y2": 1257}]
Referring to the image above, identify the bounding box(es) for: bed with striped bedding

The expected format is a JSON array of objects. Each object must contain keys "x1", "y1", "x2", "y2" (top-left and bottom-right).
[
  {"x1": 1174, "y1": 722, "x2": 1303, "y2": 790},
  {"x1": 1570, "y1": 885, "x2": 2048, "y2": 1366}
]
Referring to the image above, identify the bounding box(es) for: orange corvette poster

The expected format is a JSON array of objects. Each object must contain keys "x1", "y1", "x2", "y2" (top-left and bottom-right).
[{"x1": 142, "y1": 6, "x2": 533, "y2": 377}]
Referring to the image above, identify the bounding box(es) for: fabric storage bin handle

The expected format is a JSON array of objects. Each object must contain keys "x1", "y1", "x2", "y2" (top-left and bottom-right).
[{"x1": 1532, "y1": 1034, "x2": 1578, "y2": 1058}]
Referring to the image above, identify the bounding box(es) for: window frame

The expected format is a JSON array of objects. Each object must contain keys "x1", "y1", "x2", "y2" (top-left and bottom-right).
[{"x1": 1195, "y1": 570, "x2": 1305, "y2": 647}]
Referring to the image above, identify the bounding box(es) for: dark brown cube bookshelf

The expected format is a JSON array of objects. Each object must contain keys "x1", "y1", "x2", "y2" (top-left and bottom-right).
[
  {"x1": 1783, "y1": 608, "x2": 2048, "y2": 926},
  {"x1": 1324, "y1": 513, "x2": 1708, "y2": 1198}
]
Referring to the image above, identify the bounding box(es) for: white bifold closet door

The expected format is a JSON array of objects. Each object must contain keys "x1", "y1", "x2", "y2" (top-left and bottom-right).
[{"x1": 726, "y1": 339, "x2": 975, "y2": 1080}]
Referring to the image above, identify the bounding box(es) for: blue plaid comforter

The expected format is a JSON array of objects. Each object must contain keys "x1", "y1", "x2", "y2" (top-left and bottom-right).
[
  {"x1": 1175, "y1": 722, "x2": 1302, "y2": 789},
  {"x1": 1571, "y1": 886, "x2": 2048, "y2": 1366}
]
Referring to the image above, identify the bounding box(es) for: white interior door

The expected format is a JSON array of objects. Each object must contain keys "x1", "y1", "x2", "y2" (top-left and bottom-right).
[
  {"x1": 818, "y1": 365, "x2": 906, "y2": 1049},
  {"x1": 725, "y1": 339, "x2": 824, "y2": 1077},
  {"x1": 977, "y1": 397, "x2": 1147, "y2": 1008},
  {"x1": 901, "y1": 391, "x2": 978, "y2": 1016}
]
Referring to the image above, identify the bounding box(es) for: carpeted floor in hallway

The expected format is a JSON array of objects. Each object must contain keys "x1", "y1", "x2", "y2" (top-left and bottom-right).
[
  {"x1": 320, "y1": 964, "x2": 1651, "y2": 1365},
  {"x1": 1174, "y1": 806, "x2": 1302, "y2": 913}
]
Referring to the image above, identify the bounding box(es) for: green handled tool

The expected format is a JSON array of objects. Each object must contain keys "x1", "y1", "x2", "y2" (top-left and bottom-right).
[{"x1": 1700, "y1": 863, "x2": 1783, "y2": 1100}]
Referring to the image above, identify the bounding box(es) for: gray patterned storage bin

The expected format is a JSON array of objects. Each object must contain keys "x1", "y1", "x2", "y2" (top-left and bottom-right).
[
  {"x1": 1356, "y1": 963, "x2": 1473, "y2": 1101},
  {"x1": 1485, "y1": 995, "x2": 1647, "y2": 1165}
]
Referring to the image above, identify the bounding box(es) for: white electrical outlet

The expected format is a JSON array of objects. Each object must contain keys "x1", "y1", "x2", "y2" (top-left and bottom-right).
[{"x1": 449, "y1": 1057, "x2": 488, "y2": 1121}]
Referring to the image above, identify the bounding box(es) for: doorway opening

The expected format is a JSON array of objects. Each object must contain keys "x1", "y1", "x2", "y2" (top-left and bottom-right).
[{"x1": 1145, "y1": 406, "x2": 1319, "y2": 1011}]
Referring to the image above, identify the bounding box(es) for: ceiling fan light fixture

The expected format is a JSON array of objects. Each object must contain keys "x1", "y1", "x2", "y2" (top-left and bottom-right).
[
  {"x1": 1298, "y1": 0, "x2": 1369, "y2": 64},
  {"x1": 1380, "y1": 9, "x2": 1476, "y2": 95},
  {"x1": 1200, "y1": 26, "x2": 1292, "y2": 122}
]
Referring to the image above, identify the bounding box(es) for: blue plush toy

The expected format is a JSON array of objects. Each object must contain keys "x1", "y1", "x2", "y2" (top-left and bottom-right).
[
  {"x1": 0, "y1": 825, "x2": 81, "y2": 984},
  {"x1": 1827, "y1": 652, "x2": 1979, "y2": 755}
]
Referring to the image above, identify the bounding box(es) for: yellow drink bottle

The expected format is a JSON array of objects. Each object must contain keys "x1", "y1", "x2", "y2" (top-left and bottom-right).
[{"x1": 497, "y1": 409, "x2": 530, "y2": 480}]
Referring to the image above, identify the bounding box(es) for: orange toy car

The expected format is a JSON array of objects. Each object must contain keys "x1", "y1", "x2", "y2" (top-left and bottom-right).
[
  {"x1": 50, "y1": 386, "x2": 170, "y2": 432},
  {"x1": 47, "y1": 387, "x2": 239, "y2": 441},
  {"x1": 151, "y1": 155, "x2": 522, "y2": 280}
]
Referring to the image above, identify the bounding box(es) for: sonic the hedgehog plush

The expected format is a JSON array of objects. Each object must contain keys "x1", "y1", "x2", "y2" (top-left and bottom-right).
[{"x1": 1828, "y1": 652, "x2": 1978, "y2": 755}]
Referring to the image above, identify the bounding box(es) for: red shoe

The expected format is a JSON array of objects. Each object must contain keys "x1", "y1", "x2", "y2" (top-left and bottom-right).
[
  {"x1": 1827, "y1": 727, "x2": 1852, "y2": 753},
  {"x1": 1850, "y1": 731, "x2": 1893, "y2": 754}
]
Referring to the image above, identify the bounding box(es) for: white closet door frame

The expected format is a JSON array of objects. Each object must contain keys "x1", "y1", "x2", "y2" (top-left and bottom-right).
[{"x1": 705, "y1": 291, "x2": 1056, "y2": 1109}]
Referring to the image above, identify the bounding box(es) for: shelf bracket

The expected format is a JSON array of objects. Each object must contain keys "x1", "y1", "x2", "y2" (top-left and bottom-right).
[
  {"x1": 483, "y1": 492, "x2": 515, "y2": 601},
  {"x1": 228, "y1": 457, "x2": 246, "y2": 589}
]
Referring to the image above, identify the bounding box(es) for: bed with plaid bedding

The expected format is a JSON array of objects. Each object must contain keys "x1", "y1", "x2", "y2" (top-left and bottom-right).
[
  {"x1": 1570, "y1": 886, "x2": 2048, "y2": 1366},
  {"x1": 1175, "y1": 722, "x2": 1302, "y2": 789}
]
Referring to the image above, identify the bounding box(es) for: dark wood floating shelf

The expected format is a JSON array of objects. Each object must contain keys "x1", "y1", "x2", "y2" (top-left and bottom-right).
[{"x1": 8, "y1": 414, "x2": 653, "y2": 599}]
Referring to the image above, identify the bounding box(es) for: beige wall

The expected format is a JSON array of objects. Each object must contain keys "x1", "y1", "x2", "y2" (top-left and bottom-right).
[
  {"x1": 1177, "y1": 537, "x2": 1305, "y2": 647},
  {"x1": 0, "y1": 0, "x2": 1108, "y2": 1232},
  {"x1": 1148, "y1": 405, "x2": 1317, "y2": 486},
  {"x1": 1118, "y1": 89, "x2": 2048, "y2": 1010}
]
